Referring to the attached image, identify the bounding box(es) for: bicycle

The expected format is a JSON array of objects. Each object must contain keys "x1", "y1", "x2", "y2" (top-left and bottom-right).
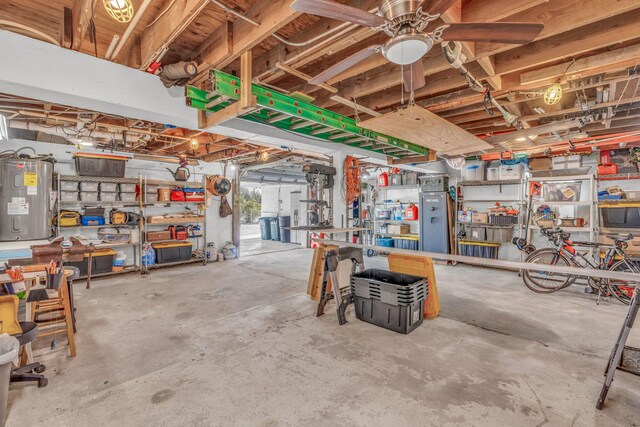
[{"x1": 522, "y1": 226, "x2": 639, "y2": 305}]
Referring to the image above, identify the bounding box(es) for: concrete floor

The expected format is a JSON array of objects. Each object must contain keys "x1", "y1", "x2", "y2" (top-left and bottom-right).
[{"x1": 6, "y1": 249, "x2": 640, "y2": 426}]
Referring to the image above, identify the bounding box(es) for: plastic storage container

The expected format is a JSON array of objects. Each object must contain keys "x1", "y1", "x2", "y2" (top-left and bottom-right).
[
  {"x1": 259, "y1": 217, "x2": 272, "y2": 240},
  {"x1": 487, "y1": 167, "x2": 500, "y2": 181},
  {"x1": 421, "y1": 176, "x2": 449, "y2": 192},
  {"x1": 79, "y1": 191, "x2": 99, "y2": 202},
  {"x1": 59, "y1": 181, "x2": 79, "y2": 191},
  {"x1": 99, "y1": 182, "x2": 118, "y2": 192},
  {"x1": 60, "y1": 191, "x2": 79, "y2": 202},
  {"x1": 0, "y1": 334, "x2": 19, "y2": 426},
  {"x1": 601, "y1": 207, "x2": 640, "y2": 228},
  {"x1": 351, "y1": 269, "x2": 427, "y2": 334},
  {"x1": 402, "y1": 172, "x2": 419, "y2": 185},
  {"x1": 269, "y1": 217, "x2": 280, "y2": 241},
  {"x1": 462, "y1": 161, "x2": 486, "y2": 181},
  {"x1": 467, "y1": 225, "x2": 486, "y2": 241},
  {"x1": 74, "y1": 153, "x2": 127, "y2": 177},
  {"x1": 119, "y1": 192, "x2": 136, "y2": 202},
  {"x1": 486, "y1": 227, "x2": 513, "y2": 243},
  {"x1": 458, "y1": 241, "x2": 500, "y2": 259},
  {"x1": 152, "y1": 242, "x2": 193, "y2": 264},
  {"x1": 79, "y1": 182, "x2": 99, "y2": 192},
  {"x1": 389, "y1": 173, "x2": 402, "y2": 186},
  {"x1": 99, "y1": 192, "x2": 117, "y2": 202},
  {"x1": 376, "y1": 237, "x2": 394, "y2": 247},
  {"x1": 499, "y1": 164, "x2": 524, "y2": 180},
  {"x1": 119, "y1": 183, "x2": 137, "y2": 192},
  {"x1": 64, "y1": 248, "x2": 116, "y2": 276},
  {"x1": 489, "y1": 215, "x2": 518, "y2": 225},
  {"x1": 144, "y1": 192, "x2": 158, "y2": 204}
]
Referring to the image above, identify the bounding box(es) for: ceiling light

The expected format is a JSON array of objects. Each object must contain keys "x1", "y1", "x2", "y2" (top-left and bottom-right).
[
  {"x1": 78, "y1": 141, "x2": 93, "y2": 147},
  {"x1": 189, "y1": 138, "x2": 200, "y2": 150},
  {"x1": 383, "y1": 34, "x2": 432, "y2": 66},
  {"x1": 543, "y1": 83, "x2": 563, "y2": 105},
  {"x1": 515, "y1": 137, "x2": 527, "y2": 142},
  {"x1": 260, "y1": 151, "x2": 269, "y2": 162},
  {"x1": 103, "y1": 0, "x2": 134, "y2": 23},
  {"x1": 229, "y1": 162, "x2": 237, "y2": 171},
  {"x1": 0, "y1": 114, "x2": 7, "y2": 140},
  {"x1": 361, "y1": 170, "x2": 370, "y2": 179}
]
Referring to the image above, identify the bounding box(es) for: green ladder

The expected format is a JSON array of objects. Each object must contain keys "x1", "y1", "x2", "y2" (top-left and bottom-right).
[{"x1": 185, "y1": 70, "x2": 431, "y2": 160}]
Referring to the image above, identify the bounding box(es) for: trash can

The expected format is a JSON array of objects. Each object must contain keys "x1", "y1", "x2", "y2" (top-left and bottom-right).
[
  {"x1": 258, "y1": 217, "x2": 272, "y2": 241},
  {"x1": 0, "y1": 334, "x2": 19, "y2": 426},
  {"x1": 279, "y1": 216, "x2": 291, "y2": 243},
  {"x1": 269, "y1": 218, "x2": 280, "y2": 241}
]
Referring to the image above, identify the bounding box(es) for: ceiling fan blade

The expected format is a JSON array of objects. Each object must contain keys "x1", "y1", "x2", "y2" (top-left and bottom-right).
[
  {"x1": 418, "y1": 0, "x2": 458, "y2": 16},
  {"x1": 309, "y1": 45, "x2": 381, "y2": 85},
  {"x1": 403, "y1": 61, "x2": 426, "y2": 92},
  {"x1": 291, "y1": 0, "x2": 386, "y2": 28},
  {"x1": 441, "y1": 22, "x2": 544, "y2": 44}
]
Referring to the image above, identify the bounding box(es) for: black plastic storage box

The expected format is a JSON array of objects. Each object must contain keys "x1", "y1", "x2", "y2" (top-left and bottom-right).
[
  {"x1": 601, "y1": 207, "x2": 640, "y2": 228},
  {"x1": 64, "y1": 248, "x2": 116, "y2": 276},
  {"x1": 152, "y1": 242, "x2": 192, "y2": 264},
  {"x1": 350, "y1": 269, "x2": 427, "y2": 334},
  {"x1": 74, "y1": 153, "x2": 127, "y2": 177}
]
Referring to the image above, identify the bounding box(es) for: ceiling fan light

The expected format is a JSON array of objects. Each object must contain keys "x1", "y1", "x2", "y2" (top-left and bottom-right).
[
  {"x1": 544, "y1": 83, "x2": 563, "y2": 105},
  {"x1": 104, "y1": 0, "x2": 134, "y2": 23},
  {"x1": 383, "y1": 35, "x2": 432, "y2": 65},
  {"x1": 189, "y1": 138, "x2": 200, "y2": 150}
]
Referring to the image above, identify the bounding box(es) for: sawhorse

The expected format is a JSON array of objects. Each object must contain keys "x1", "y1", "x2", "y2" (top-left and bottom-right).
[
  {"x1": 597, "y1": 288, "x2": 640, "y2": 409},
  {"x1": 316, "y1": 247, "x2": 364, "y2": 325}
]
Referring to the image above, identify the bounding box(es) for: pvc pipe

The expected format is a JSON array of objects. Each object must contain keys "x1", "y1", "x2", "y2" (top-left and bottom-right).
[
  {"x1": 104, "y1": 34, "x2": 120, "y2": 59},
  {"x1": 109, "y1": 0, "x2": 153, "y2": 61}
]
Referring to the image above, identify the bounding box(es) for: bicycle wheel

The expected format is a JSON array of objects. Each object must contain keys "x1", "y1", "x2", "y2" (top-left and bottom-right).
[
  {"x1": 523, "y1": 248, "x2": 574, "y2": 293},
  {"x1": 607, "y1": 259, "x2": 639, "y2": 305}
]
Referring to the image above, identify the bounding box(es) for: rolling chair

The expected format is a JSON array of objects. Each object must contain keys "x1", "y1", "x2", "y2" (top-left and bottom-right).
[{"x1": 0, "y1": 296, "x2": 47, "y2": 388}]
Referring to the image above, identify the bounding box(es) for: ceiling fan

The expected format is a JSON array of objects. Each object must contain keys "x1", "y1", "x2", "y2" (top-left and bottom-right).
[{"x1": 292, "y1": 0, "x2": 544, "y2": 92}]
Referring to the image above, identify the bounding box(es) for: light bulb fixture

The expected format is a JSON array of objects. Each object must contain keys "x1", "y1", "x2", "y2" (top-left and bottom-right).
[
  {"x1": 260, "y1": 151, "x2": 269, "y2": 162},
  {"x1": 0, "y1": 114, "x2": 7, "y2": 140},
  {"x1": 361, "y1": 169, "x2": 370, "y2": 179},
  {"x1": 229, "y1": 162, "x2": 237, "y2": 171},
  {"x1": 189, "y1": 138, "x2": 200, "y2": 150},
  {"x1": 543, "y1": 83, "x2": 563, "y2": 106},
  {"x1": 103, "y1": 0, "x2": 134, "y2": 23},
  {"x1": 382, "y1": 33, "x2": 433, "y2": 65}
]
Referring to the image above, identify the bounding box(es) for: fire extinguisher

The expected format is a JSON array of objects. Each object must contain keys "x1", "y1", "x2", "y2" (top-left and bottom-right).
[
  {"x1": 378, "y1": 172, "x2": 389, "y2": 187},
  {"x1": 405, "y1": 203, "x2": 418, "y2": 220}
]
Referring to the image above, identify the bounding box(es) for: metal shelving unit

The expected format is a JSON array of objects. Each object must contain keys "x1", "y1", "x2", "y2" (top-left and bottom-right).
[
  {"x1": 596, "y1": 172, "x2": 640, "y2": 246},
  {"x1": 140, "y1": 177, "x2": 207, "y2": 274},
  {"x1": 455, "y1": 178, "x2": 525, "y2": 257},
  {"x1": 55, "y1": 174, "x2": 142, "y2": 280}
]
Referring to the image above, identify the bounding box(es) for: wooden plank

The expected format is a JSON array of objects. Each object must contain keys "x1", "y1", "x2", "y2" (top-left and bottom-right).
[
  {"x1": 275, "y1": 62, "x2": 338, "y2": 94},
  {"x1": 441, "y1": 1, "x2": 474, "y2": 61},
  {"x1": 71, "y1": 0, "x2": 96, "y2": 51},
  {"x1": 359, "y1": 105, "x2": 492, "y2": 155},
  {"x1": 240, "y1": 50, "x2": 253, "y2": 109},
  {"x1": 193, "y1": 20, "x2": 233, "y2": 66},
  {"x1": 61, "y1": 7, "x2": 73, "y2": 49},
  {"x1": 387, "y1": 154, "x2": 437, "y2": 165},
  {"x1": 520, "y1": 44, "x2": 640, "y2": 85},
  {"x1": 201, "y1": 0, "x2": 299, "y2": 70},
  {"x1": 476, "y1": 56, "x2": 502, "y2": 91},
  {"x1": 463, "y1": 0, "x2": 550, "y2": 22},
  {"x1": 201, "y1": 102, "x2": 257, "y2": 129},
  {"x1": 140, "y1": 0, "x2": 209, "y2": 68},
  {"x1": 330, "y1": 95, "x2": 380, "y2": 117}
]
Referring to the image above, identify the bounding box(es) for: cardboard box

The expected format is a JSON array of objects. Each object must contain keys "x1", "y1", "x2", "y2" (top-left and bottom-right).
[
  {"x1": 529, "y1": 157, "x2": 552, "y2": 171},
  {"x1": 388, "y1": 224, "x2": 410, "y2": 235},
  {"x1": 472, "y1": 212, "x2": 489, "y2": 223}
]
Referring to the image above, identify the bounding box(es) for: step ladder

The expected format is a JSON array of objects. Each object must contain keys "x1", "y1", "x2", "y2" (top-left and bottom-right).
[
  {"x1": 597, "y1": 287, "x2": 640, "y2": 409},
  {"x1": 316, "y1": 247, "x2": 364, "y2": 325}
]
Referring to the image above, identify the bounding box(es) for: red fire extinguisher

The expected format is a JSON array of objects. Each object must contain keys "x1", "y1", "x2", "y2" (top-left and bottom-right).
[
  {"x1": 405, "y1": 203, "x2": 418, "y2": 220},
  {"x1": 378, "y1": 172, "x2": 389, "y2": 187}
]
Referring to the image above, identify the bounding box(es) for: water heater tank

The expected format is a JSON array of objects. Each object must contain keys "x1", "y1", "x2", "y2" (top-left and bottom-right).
[{"x1": 0, "y1": 157, "x2": 53, "y2": 241}]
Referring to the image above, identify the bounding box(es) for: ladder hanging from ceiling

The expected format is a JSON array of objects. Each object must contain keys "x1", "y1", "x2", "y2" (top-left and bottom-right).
[{"x1": 185, "y1": 70, "x2": 433, "y2": 160}]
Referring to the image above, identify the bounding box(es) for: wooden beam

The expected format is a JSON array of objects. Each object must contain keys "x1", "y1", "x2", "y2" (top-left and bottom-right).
[
  {"x1": 240, "y1": 50, "x2": 254, "y2": 109},
  {"x1": 201, "y1": 103, "x2": 246, "y2": 129},
  {"x1": 441, "y1": 1, "x2": 474, "y2": 60},
  {"x1": 330, "y1": 95, "x2": 381, "y2": 117},
  {"x1": 71, "y1": 0, "x2": 96, "y2": 51},
  {"x1": 126, "y1": 35, "x2": 142, "y2": 69},
  {"x1": 475, "y1": 0, "x2": 640, "y2": 59},
  {"x1": 520, "y1": 44, "x2": 640, "y2": 85},
  {"x1": 61, "y1": 7, "x2": 73, "y2": 49},
  {"x1": 200, "y1": 0, "x2": 299, "y2": 71},
  {"x1": 140, "y1": 0, "x2": 209, "y2": 68},
  {"x1": 476, "y1": 56, "x2": 502, "y2": 91},
  {"x1": 387, "y1": 154, "x2": 437, "y2": 165},
  {"x1": 463, "y1": 0, "x2": 550, "y2": 22},
  {"x1": 193, "y1": 20, "x2": 233, "y2": 66},
  {"x1": 275, "y1": 62, "x2": 338, "y2": 94}
]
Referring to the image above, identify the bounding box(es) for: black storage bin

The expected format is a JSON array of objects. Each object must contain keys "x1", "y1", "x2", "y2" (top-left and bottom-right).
[
  {"x1": 488, "y1": 215, "x2": 518, "y2": 225},
  {"x1": 65, "y1": 259, "x2": 88, "y2": 277},
  {"x1": 353, "y1": 296, "x2": 424, "y2": 334},
  {"x1": 64, "y1": 248, "x2": 115, "y2": 276},
  {"x1": 351, "y1": 269, "x2": 427, "y2": 311},
  {"x1": 152, "y1": 242, "x2": 192, "y2": 264},
  {"x1": 74, "y1": 154, "x2": 126, "y2": 177},
  {"x1": 601, "y1": 207, "x2": 640, "y2": 228},
  {"x1": 279, "y1": 216, "x2": 291, "y2": 243},
  {"x1": 269, "y1": 217, "x2": 280, "y2": 241},
  {"x1": 258, "y1": 217, "x2": 272, "y2": 240}
]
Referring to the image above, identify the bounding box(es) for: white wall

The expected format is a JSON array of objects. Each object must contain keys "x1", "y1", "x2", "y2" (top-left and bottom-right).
[
  {"x1": 0, "y1": 139, "x2": 233, "y2": 254},
  {"x1": 260, "y1": 184, "x2": 306, "y2": 218}
]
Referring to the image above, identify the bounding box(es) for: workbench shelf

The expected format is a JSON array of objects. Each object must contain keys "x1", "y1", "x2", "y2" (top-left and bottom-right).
[{"x1": 144, "y1": 258, "x2": 206, "y2": 270}]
